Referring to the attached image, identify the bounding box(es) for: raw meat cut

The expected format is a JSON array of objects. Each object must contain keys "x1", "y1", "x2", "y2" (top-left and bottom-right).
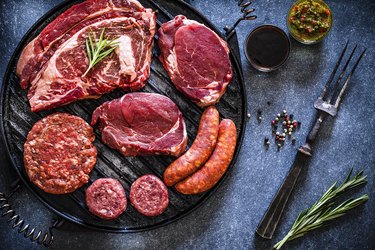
[
  {"x1": 158, "y1": 15, "x2": 232, "y2": 107},
  {"x1": 16, "y1": 0, "x2": 156, "y2": 112},
  {"x1": 91, "y1": 92, "x2": 187, "y2": 157},
  {"x1": 24, "y1": 113, "x2": 97, "y2": 194},
  {"x1": 86, "y1": 178, "x2": 127, "y2": 220},
  {"x1": 130, "y1": 175, "x2": 169, "y2": 217}
]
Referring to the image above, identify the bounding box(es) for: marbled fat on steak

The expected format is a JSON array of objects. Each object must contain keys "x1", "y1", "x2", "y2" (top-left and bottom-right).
[
  {"x1": 158, "y1": 15, "x2": 232, "y2": 107},
  {"x1": 16, "y1": 0, "x2": 156, "y2": 112},
  {"x1": 91, "y1": 93, "x2": 187, "y2": 157}
]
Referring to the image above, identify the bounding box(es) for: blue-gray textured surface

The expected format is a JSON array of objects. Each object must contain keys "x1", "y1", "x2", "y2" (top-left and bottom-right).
[{"x1": 0, "y1": 0, "x2": 374, "y2": 249}]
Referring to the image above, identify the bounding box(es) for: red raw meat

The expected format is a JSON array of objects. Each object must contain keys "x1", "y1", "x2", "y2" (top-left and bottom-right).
[
  {"x1": 16, "y1": 0, "x2": 156, "y2": 112},
  {"x1": 91, "y1": 92, "x2": 187, "y2": 157},
  {"x1": 158, "y1": 15, "x2": 232, "y2": 107}
]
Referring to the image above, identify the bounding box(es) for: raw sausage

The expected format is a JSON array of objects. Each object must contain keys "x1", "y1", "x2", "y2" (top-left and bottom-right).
[
  {"x1": 163, "y1": 106, "x2": 219, "y2": 186},
  {"x1": 130, "y1": 175, "x2": 169, "y2": 216},
  {"x1": 175, "y1": 119, "x2": 236, "y2": 195},
  {"x1": 86, "y1": 178, "x2": 127, "y2": 220}
]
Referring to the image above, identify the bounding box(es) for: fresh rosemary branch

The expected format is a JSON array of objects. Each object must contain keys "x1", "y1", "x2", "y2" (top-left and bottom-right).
[
  {"x1": 274, "y1": 169, "x2": 369, "y2": 250},
  {"x1": 82, "y1": 28, "x2": 119, "y2": 77}
]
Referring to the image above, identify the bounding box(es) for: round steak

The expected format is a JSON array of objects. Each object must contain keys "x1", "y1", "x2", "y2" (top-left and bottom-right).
[
  {"x1": 130, "y1": 174, "x2": 169, "y2": 216},
  {"x1": 24, "y1": 113, "x2": 97, "y2": 194},
  {"x1": 86, "y1": 178, "x2": 127, "y2": 220}
]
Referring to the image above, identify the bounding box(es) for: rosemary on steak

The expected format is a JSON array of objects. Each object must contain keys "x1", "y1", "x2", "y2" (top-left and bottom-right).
[
  {"x1": 82, "y1": 28, "x2": 119, "y2": 77},
  {"x1": 274, "y1": 168, "x2": 369, "y2": 249}
]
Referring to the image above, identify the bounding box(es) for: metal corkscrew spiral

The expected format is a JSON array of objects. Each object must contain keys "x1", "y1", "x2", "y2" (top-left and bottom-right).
[
  {"x1": 224, "y1": 0, "x2": 257, "y2": 39},
  {"x1": 0, "y1": 189, "x2": 57, "y2": 247}
]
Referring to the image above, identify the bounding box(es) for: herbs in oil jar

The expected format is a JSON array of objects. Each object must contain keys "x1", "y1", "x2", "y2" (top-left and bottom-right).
[{"x1": 287, "y1": 0, "x2": 332, "y2": 44}]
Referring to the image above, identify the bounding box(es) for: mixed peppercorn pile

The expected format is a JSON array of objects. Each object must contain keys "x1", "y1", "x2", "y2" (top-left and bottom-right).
[{"x1": 260, "y1": 109, "x2": 302, "y2": 150}]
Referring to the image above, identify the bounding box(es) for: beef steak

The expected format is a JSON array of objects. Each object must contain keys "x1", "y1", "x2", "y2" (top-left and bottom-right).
[
  {"x1": 17, "y1": 0, "x2": 156, "y2": 112},
  {"x1": 91, "y1": 93, "x2": 187, "y2": 157},
  {"x1": 158, "y1": 15, "x2": 232, "y2": 107}
]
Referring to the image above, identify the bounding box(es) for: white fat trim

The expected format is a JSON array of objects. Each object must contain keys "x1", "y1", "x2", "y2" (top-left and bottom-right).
[
  {"x1": 116, "y1": 35, "x2": 137, "y2": 81},
  {"x1": 153, "y1": 114, "x2": 187, "y2": 154}
]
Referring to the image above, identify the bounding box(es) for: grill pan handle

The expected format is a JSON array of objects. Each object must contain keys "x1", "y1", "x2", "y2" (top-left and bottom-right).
[
  {"x1": 224, "y1": 0, "x2": 257, "y2": 39},
  {"x1": 0, "y1": 183, "x2": 64, "y2": 247}
]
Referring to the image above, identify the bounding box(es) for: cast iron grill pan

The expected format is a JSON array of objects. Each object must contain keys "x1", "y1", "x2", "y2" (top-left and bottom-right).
[{"x1": 0, "y1": 0, "x2": 247, "y2": 232}]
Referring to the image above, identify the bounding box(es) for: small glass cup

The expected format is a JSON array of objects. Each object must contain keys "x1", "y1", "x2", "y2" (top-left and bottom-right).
[{"x1": 244, "y1": 25, "x2": 291, "y2": 72}]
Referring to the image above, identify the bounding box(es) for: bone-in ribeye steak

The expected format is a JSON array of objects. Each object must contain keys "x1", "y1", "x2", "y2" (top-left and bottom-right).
[
  {"x1": 91, "y1": 93, "x2": 187, "y2": 157},
  {"x1": 158, "y1": 15, "x2": 233, "y2": 107},
  {"x1": 16, "y1": 0, "x2": 156, "y2": 112}
]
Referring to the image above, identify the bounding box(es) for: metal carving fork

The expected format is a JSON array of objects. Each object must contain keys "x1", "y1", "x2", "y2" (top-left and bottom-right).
[{"x1": 256, "y1": 42, "x2": 367, "y2": 239}]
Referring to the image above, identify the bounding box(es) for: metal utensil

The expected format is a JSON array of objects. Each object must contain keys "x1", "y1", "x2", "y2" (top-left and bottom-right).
[{"x1": 256, "y1": 42, "x2": 366, "y2": 239}]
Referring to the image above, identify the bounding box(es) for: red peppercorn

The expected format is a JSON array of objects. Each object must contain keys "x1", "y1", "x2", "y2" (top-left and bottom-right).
[
  {"x1": 272, "y1": 120, "x2": 276, "y2": 125},
  {"x1": 293, "y1": 122, "x2": 297, "y2": 127}
]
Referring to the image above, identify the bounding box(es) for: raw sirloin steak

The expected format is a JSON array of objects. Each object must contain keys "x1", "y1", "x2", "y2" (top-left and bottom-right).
[
  {"x1": 16, "y1": 0, "x2": 156, "y2": 112},
  {"x1": 91, "y1": 93, "x2": 187, "y2": 157},
  {"x1": 158, "y1": 15, "x2": 232, "y2": 107}
]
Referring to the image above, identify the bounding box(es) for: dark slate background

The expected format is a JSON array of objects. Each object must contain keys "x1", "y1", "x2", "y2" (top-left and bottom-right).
[{"x1": 0, "y1": 0, "x2": 374, "y2": 249}]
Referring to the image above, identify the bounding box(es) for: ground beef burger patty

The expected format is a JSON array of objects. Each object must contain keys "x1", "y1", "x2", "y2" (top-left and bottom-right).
[
  {"x1": 24, "y1": 113, "x2": 97, "y2": 194},
  {"x1": 86, "y1": 178, "x2": 127, "y2": 220},
  {"x1": 130, "y1": 175, "x2": 169, "y2": 216}
]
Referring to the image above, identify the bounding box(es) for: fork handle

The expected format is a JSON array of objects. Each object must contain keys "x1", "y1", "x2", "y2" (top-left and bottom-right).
[{"x1": 299, "y1": 112, "x2": 327, "y2": 156}]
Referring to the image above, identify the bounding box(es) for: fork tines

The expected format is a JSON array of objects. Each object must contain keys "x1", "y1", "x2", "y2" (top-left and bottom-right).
[{"x1": 316, "y1": 41, "x2": 367, "y2": 114}]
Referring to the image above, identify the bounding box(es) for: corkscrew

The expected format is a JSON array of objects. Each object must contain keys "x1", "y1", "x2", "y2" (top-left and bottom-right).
[
  {"x1": 224, "y1": 0, "x2": 257, "y2": 39},
  {"x1": 0, "y1": 184, "x2": 63, "y2": 247}
]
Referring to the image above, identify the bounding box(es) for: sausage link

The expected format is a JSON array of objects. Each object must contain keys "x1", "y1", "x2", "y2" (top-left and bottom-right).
[
  {"x1": 175, "y1": 119, "x2": 236, "y2": 194},
  {"x1": 163, "y1": 106, "x2": 219, "y2": 186}
]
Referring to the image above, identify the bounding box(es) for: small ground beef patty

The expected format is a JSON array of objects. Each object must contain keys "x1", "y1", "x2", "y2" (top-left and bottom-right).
[
  {"x1": 24, "y1": 113, "x2": 97, "y2": 194},
  {"x1": 86, "y1": 178, "x2": 127, "y2": 220},
  {"x1": 130, "y1": 174, "x2": 169, "y2": 216}
]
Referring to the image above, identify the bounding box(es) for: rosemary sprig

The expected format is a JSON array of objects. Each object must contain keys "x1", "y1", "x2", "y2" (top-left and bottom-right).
[
  {"x1": 82, "y1": 28, "x2": 119, "y2": 77},
  {"x1": 274, "y1": 169, "x2": 369, "y2": 249}
]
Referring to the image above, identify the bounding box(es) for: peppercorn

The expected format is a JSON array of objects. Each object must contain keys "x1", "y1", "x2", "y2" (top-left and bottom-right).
[
  {"x1": 247, "y1": 113, "x2": 251, "y2": 118},
  {"x1": 271, "y1": 120, "x2": 276, "y2": 125},
  {"x1": 277, "y1": 113, "x2": 281, "y2": 118},
  {"x1": 288, "y1": 128, "x2": 293, "y2": 132},
  {"x1": 288, "y1": 131, "x2": 292, "y2": 136},
  {"x1": 283, "y1": 110, "x2": 287, "y2": 114},
  {"x1": 283, "y1": 121, "x2": 287, "y2": 125},
  {"x1": 277, "y1": 143, "x2": 282, "y2": 147},
  {"x1": 282, "y1": 133, "x2": 286, "y2": 137},
  {"x1": 298, "y1": 121, "x2": 301, "y2": 126},
  {"x1": 286, "y1": 116, "x2": 290, "y2": 121},
  {"x1": 266, "y1": 141, "x2": 270, "y2": 145},
  {"x1": 276, "y1": 132, "x2": 280, "y2": 136},
  {"x1": 275, "y1": 117, "x2": 279, "y2": 122},
  {"x1": 290, "y1": 114, "x2": 294, "y2": 120},
  {"x1": 276, "y1": 136, "x2": 280, "y2": 140}
]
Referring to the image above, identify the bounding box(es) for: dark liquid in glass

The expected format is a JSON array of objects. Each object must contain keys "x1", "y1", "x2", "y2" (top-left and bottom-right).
[{"x1": 245, "y1": 25, "x2": 290, "y2": 70}]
